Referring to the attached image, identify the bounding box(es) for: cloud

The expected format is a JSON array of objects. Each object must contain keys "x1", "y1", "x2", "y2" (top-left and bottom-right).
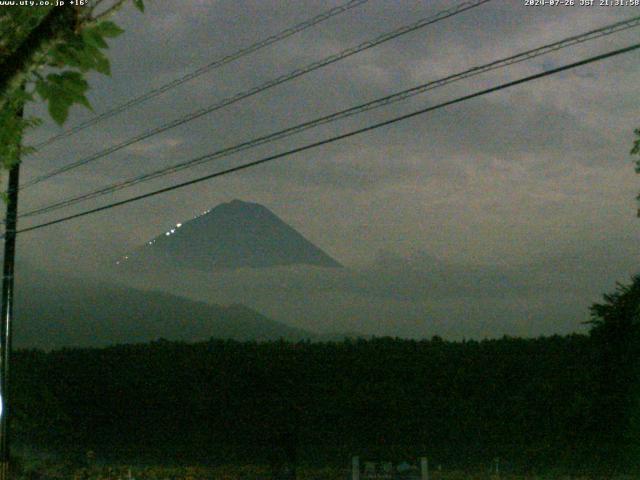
[{"x1": 12, "y1": 0, "x2": 640, "y2": 340}]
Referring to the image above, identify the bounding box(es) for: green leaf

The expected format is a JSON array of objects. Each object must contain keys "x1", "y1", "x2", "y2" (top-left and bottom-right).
[
  {"x1": 57, "y1": 71, "x2": 89, "y2": 96},
  {"x1": 21, "y1": 145, "x2": 37, "y2": 157},
  {"x1": 133, "y1": 0, "x2": 145, "y2": 12},
  {"x1": 94, "y1": 54, "x2": 111, "y2": 76},
  {"x1": 48, "y1": 95, "x2": 71, "y2": 125},
  {"x1": 50, "y1": 44, "x2": 89, "y2": 71},
  {"x1": 76, "y1": 94, "x2": 92, "y2": 110},
  {"x1": 632, "y1": 129, "x2": 640, "y2": 156},
  {"x1": 95, "y1": 21, "x2": 124, "y2": 38},
  {"x1": 36, "y1": 72, "x2": 92, "y2": 124},
  {"x1": 34, "y1": 78, "x2": 50, "y2": 100},
  {"x1": 24, "y1": 116, "x2": 42, "y2": 129},
  {"x1": 82, "y1": 29, "x2": 109, "y2": 50}
]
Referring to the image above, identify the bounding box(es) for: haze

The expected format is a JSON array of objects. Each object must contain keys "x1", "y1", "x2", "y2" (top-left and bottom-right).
[{"x1": 12, "y1": 0, "x2": 640, "y2": 342}]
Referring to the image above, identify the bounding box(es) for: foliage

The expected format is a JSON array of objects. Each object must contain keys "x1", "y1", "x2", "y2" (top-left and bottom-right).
[
  {"x1": 630, "y1": 130, "x2": 640, "y2": 215},
  {"x1": 587, "y1": 275, "x2": 640, "y2": 470},
  {"x1": 0, "y1": 87, "x2": 40, "y2": 170},
  {"x1": 0, "y1": 1, "x2": 145, "y2": 170},
  {"x1": 8, "y1": 334, "x2": 618, "y2": 475},
  {"x1": 588, "y1": 274, "x2": 640, "y2": 333}
]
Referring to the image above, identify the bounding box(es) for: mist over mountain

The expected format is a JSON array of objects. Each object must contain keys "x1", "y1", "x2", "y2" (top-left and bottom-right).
[
  {"x1": 44, "y1": 197, "x2": 626, "y2": 341},
  {"x1": 110, "y1": 250, "x2": 600, "y2": 340},
  {"x1": 117, "y1": 200, "x2": 342, "y2": 271},
  {"x1": 13, "y1": 268, "x2": 313, "y2": 350}
]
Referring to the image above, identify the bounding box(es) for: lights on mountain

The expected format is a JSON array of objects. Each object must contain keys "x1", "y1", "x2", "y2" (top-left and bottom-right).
[
  {"x1": 189, "y1": 207, "x2": 214, "y2": 221},
  {"x1": 161, "y1": 223, "x2": 184, "y2": 237},
  {"x1": 116, "y1": 255, "x2": 130, "y2": 265},
  {"x1": 196, "y1": 209, "x2": 212, "y2": 218}
]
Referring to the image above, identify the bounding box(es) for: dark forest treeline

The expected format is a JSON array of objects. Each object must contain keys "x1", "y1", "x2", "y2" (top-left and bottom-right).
[{"x1": 8, "y1": 331, "x2": 636, "y2": 474}]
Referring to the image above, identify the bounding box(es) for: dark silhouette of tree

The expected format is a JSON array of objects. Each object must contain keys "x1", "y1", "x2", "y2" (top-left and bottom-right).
[
  {"x1": 587, "y1": 274, "x2": 640, "y2": 470},
  {"x1": 7, "y1": 334, "x2": 609, "y2": 474}
]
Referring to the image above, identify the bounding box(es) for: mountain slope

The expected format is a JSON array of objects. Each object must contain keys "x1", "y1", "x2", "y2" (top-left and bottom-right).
[
  {"x1": 118, "y1": 199, "x2": 342, "y2": 270},
  {"x1": 14, "y1": 271, "x2": 313, "y2": 350}
]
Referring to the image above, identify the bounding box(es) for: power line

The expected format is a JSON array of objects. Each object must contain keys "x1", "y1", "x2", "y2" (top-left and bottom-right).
[
  {"x1": 21, "y1": 0, "x2": 492, "y2": 190},
  {"x1": 13, "y1": 41, "x2": 640, "y2": 236},
  {"x1": 18, "y1": 14, "x2": 640, "y2": 220},
  {"x1": 30, "y1": 0, "x2": 370, "y2": 150}
]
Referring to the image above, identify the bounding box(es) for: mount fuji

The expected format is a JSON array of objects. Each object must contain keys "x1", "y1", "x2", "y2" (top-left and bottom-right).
[{"x1": 118, "y1": 200, "x2": 342, "y2": 271}]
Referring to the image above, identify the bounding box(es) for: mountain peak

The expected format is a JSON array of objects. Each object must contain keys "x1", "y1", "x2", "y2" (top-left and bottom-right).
[
  {"x1": 119, "y1": 200, "x2": 342, "y2": 270},
  {"x1": 212, "y1": 199, "x2": 271, "y2": 217},
  {"x1": 221, "y1": 199, "x2": 257, "y2": 209},
  {"x1": 228, "y1": 199, "x2": 252, "y2": 206}
]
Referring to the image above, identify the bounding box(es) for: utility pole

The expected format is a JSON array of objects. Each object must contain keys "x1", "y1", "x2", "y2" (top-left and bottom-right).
[
  {"x1": 0, "y1": 10, "x2": 76, "y2": 478},
  {"x1": 0, "y1": 32, "x2": 77, "y2": 465},
  {"x1": 0, "y1": 104, "x2": 22, "y2": 480}
]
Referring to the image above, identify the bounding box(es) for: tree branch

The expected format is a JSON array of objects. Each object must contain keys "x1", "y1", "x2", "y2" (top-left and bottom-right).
[
  {"x1": 0, "y1": 7, "x2": 76, "y2": 98},
  {"x1": 91, "y1": 0, "x2": 128, "y2": 21},
  {"x1": 82, "y1": 0, "x2": 109, "y2": 23}
]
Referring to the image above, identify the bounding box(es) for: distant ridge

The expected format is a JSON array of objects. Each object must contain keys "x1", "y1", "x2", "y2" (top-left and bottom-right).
[
  {"x1": 14, "y1": 271, "x2": 314, "y2": 350},
  {"x1": 119, "y1": 200, "x2": 342, "y2": 270}
]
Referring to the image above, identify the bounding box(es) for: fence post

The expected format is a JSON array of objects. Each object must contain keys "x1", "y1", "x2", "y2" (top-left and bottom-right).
[
  {"x1": 420, "y1": 457, "x2": 428, "y2": 480},
  {"x1": 352, "y1": 456, "x2": 360, "y2": 480}
]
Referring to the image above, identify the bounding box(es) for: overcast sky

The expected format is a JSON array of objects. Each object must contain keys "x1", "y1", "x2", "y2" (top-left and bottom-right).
[{"x1": 12, "y1": 0, "x2": 640, "y2": 338}]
